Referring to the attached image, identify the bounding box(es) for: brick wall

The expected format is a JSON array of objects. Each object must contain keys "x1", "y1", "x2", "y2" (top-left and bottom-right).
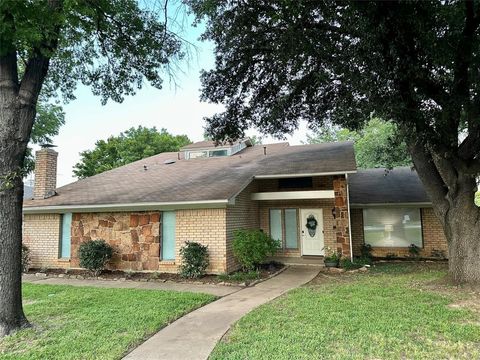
[
  {"x1": 33, "y1": 148, "x2": 57, "y2": 200},
  {"x1": 351, "y1": 207, "x2": 448, "y2": 258},
  {"x1": 176, "y1": 208, "x2": 228, "y2": 274},
  {"x1": 23, "y1": 214, "x2": 63, "y2": 268},
  {"x1": 226, "y1": 182, "x2": 260, "y2": 272}
]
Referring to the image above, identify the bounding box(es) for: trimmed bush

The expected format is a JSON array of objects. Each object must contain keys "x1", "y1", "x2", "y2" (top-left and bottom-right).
[
  {"x1": 22, "y1": 244, "x2": 31, "y2": 273},
  {"x1": 232, "y1": 230, "x2": 280, "y2": 271},
  {"x1": 78, "y1": 240, "x2": 113, "y2": 276},
  {"x1": 179, "y1": 241, "x2": 209, "y2": 278}
]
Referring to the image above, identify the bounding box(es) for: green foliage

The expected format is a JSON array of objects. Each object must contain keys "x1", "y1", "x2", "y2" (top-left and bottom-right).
[
  {"x1": 78, "y1": 240, "x2": 114, "y2": 276},
  {"x1": 323, "y1": 246, "x2": 342, "y2": 262},
  {"x1": 408, "y1": 244, "x2": 421, "y2": 258},
  {"x1": 2, "y1": 0, "x2": 185, "y2": 104},
  {"x1": 340, "y1": 258, "x2": 363, "y2": 270},
  {"x1": 475, "y1": 191, "x2": 480, "y2": 207},
  {"x1": 232, "y1": 230, "x2": 280, "y2": 271},
  {"x1": 179, "y1": 241, "x2": 210, "y2": 279},
  {"x1": 218, "y1": 270, "x2": 260, "y2": 282},
  {"x1": 21, "y1": 244, "x2": 31, "y2": 273},
  {"x1": 23, "y1": 101, "x2": 65, "y2": 174},
  {"x1": 354, "y1": 256, "x2": 373, "y2": 267},
  {"x1": 307, "y1": 118, "x2": 411, "y2": 169},
  {"x1": 360, "y1": 244, "x2": 373, "y2": 260},
  {"x1": 73, "y1": 127, "x2": 191, "y2": 178},
  {"x1": 0, "y1": 284, "x2": 214, "y2": 360},
  {"x1": 210, "y1": 263, "x2": 480, "y2": 359}
]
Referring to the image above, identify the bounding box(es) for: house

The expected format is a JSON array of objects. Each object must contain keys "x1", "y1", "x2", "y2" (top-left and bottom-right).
[{"x1": 22, "y1": 140, "x2": 448, "y2": 273}]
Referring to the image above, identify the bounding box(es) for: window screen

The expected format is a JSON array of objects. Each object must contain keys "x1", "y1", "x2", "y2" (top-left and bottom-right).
[
  {"x1": 269, "y1": 209, "x2": 283, "y2": 242},
  {"x1": 363, "y1": 208, "x2": 422, "y2": 247},
  {"x1": 60, "y1": 213, "x2": 72, "y2": 258},
  {"x1": 284, "y1": 209, "x2": 298, "y2": 249},
  {"x1": 209, "y1": 149, "x2": 228, "y2": 157}
]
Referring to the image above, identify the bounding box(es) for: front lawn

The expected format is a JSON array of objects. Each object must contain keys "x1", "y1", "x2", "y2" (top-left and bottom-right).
[
  {"x1": 0, "y1": 284, "x2": 215, "y2": 360},
  {"x1": 211, "y1": 262, "x2": 480, "y2": 360}
]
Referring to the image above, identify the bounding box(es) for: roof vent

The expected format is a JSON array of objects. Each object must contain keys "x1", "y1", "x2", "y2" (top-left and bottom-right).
[{"x1": 164, "y1": 159, "x2": 176, "y2": 165}]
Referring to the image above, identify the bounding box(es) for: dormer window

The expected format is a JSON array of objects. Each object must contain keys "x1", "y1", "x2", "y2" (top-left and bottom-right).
[
  {"x1": 182, "y1": 139, "x2": 252, "y2": 160},
  {"x1": 188, "y1": 150, "x2": 208, "y2": 159}
]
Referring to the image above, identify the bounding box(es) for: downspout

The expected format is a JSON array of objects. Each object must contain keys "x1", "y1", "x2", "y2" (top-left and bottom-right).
[{"x1": 346, "y1": 173, "x2": 353, "y2": 261}]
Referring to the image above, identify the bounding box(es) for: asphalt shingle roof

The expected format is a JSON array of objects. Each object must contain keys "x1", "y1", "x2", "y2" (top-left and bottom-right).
[
  {"x1": 24, "y1": 141, "x2": 356, "y2": 209},
  {"x1": 348, "y1": 167, "x2": 430, "y2": 205}
]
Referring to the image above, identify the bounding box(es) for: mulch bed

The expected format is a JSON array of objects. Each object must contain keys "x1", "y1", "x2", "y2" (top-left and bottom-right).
[{"x1": 26, "y1": 261, "x2": 285, "y2": 286}]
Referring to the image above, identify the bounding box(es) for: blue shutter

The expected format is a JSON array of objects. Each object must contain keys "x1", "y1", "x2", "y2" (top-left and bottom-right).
[
  {"x1": 61, "y1": 213, "x2": 72, "y2": 258},
  {"x1": 285, "y1": 209, "x2": 298, "y2": 249},
  {"x1": 161, "y1": 211, "x2": 176, "y2": 260}
]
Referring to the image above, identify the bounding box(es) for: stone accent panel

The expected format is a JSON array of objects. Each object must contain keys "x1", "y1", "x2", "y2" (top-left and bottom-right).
[
  {"x1": 176, "y1": 208, "x2": 227, "y2": 274},
  {"x1": 333, "y1": 176, "x2": 350, "y2": 256},
  {"x1": 70, "y1": 212, "x2": 161, "y2": 271},
  {"x1": 23, "y1": 214, "x2": 63, "y2": 268},
  {"x1": 351, "y1": 207, "x2": 449, "y2": 258}
]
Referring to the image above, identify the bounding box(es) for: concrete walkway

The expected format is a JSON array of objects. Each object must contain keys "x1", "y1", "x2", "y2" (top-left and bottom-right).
[
  {"x1": 22, "y1": 274, "x2": 241, "y2": 297},
  {"x1": 123, "y1": 266, "x2": 319, "y2": 360}
]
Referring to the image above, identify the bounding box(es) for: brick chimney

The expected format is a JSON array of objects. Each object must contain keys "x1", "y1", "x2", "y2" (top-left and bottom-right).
[{"x1": 34, "y1": 148, "x2": 58, "y2": 200}]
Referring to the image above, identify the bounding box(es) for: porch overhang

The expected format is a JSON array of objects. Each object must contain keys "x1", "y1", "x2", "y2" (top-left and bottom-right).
[{"x1": 251, "y1": 190, "x2": 335, "y2": 201}]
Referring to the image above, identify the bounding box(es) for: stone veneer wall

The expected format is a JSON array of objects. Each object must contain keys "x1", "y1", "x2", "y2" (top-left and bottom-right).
[
  {"x1": 351, "y1": 207, "x2": 449, "y2": 258},
  {"x1": 23, "y1": 214, "x2": 63, "y2": 268},
  {"x1": 71, "y1": 212, "x2": 161, "y2": 271},
  {"x1": 333, "y1": 176, "x2": 350, "y2": 256},
  {"x1": 226, "y1": 182, "x2": 260, "y2": 272}
]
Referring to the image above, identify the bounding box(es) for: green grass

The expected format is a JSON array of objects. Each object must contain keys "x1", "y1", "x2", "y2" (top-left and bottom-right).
[
  {"x1": 218, "y1": 270, "x2": 260, "y2": 282},
  {"x1": 0, "y1": 284, "x2": 215, "y2": 360},
  {"x1": 211, "y1": 263, "x2": 480, "y2": 360}
]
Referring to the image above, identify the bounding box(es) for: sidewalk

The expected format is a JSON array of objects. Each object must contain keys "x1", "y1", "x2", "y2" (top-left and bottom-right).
[
  {"x1": 123, "y1": 266, "x2": 319, "y2": 360},
  {"x1": 22, "y1": 274, "x2": 241, "y2": 297}
]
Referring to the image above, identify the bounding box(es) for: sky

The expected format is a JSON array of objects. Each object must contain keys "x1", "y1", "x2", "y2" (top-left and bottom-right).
[{"x1": 29, "y1": 10, "x2": 308, "y2": 187}]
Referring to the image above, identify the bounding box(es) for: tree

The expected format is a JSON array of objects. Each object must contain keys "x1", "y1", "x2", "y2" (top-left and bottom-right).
[
  {"x1": 0, "y1": 0, "x2": 185, "y2": 337},
  {"x1": 190, "y1": 1, "x2": 480, "y2": 283},
  {"x1": 24, "y1": 99, "x2": 65, "y2": 175},
  {"x1": 73, "y1": 127, "x2": 191, "y2": 178},
  {"x1": 306, "y1": 117, "x2": 411, "y2": 169}
]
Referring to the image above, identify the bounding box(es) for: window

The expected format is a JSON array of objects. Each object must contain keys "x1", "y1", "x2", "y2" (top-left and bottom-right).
[
  {"x1": 278, "y1": 177, "x2": 313, "y2": 189},
  {"x1": 161, "y1": 211, "x2": 176, "y2": 260},
  {"x1": 187, "y1": 151, "x2": 208, "y2": 159},
  {"x1": 363, "y1": 208, "x2": 422, "y2": 248},
  {"x1": 209, "y1": 149, "x2": 228, "y2": 157},
  {"x1": 269, "y1": 208, "x2": 299, "y2": 249},
  {"x1": 60, "y1": 213, "x2": 72, "y2": 258}
]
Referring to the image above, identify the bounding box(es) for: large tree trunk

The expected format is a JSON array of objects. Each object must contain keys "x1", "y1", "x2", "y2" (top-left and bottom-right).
[
  {"x1": 443, "y1": 177, "x2": 480, "y2": 284},
  {"x1": 411, "y1": 141, "x2": 480, "y2": 284},
  {"x1": 0, "y1": 104, "x2": 32, "y2": 337}
]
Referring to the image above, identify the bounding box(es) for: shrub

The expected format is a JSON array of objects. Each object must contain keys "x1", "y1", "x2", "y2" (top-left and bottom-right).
[
  {"x1": 340, "y1": 258, "x2": 362, "y2": 270},
  {"x1": 361, "y1": 244, "x2": 373, "y2": 259},
  {"x1": 179, "y1": 241, "x2": 209, "y2": 278},
  {"x1": 408, "y1": 243, "x2": 420, "y2": 258},
  {"x1": 354, "y1": 256, "x2": 373, "y2": 267},
  {"x1": 78, "y1": 240, "x2": 113, "y2": 276},
  {"x1": 21, "y1": 244, "x2": 31, "y2": 273},
  {"x1": 232, "y1": 230, "x2": 280, "y2": 271}
]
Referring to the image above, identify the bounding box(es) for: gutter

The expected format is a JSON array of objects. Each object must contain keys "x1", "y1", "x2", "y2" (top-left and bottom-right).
[
  {"x1": 23, "y1": 199, "x2": 231, "y2": 214},
  {"x1": 254, "y1": 170, "x2": 356, "y2": 179},
  {"x1": 345, "y1": 173, "x2": 354, "y2": 261},
  {"x1": 349, "y1": 202, "x2": 432, "y2": 208}
]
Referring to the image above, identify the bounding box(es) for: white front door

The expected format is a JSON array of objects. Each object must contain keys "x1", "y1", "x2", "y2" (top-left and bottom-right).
[{"x1": 301, "y1": 209, "x2": 324, "y2": 256}]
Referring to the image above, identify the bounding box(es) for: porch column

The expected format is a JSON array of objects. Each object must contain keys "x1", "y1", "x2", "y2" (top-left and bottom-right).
[{"x1": 333, "y1": 176, "x2": 351, "y2": 257}]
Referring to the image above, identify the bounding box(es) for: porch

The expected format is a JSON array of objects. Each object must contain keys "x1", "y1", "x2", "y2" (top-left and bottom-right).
[{"x1": 250, "y1": 174, "x2": 353, "y2": 261}]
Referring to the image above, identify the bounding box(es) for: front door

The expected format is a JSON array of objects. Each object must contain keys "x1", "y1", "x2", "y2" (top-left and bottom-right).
[{"x1": 301, "y1": 209, "x2": 324, "y2": 256}]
